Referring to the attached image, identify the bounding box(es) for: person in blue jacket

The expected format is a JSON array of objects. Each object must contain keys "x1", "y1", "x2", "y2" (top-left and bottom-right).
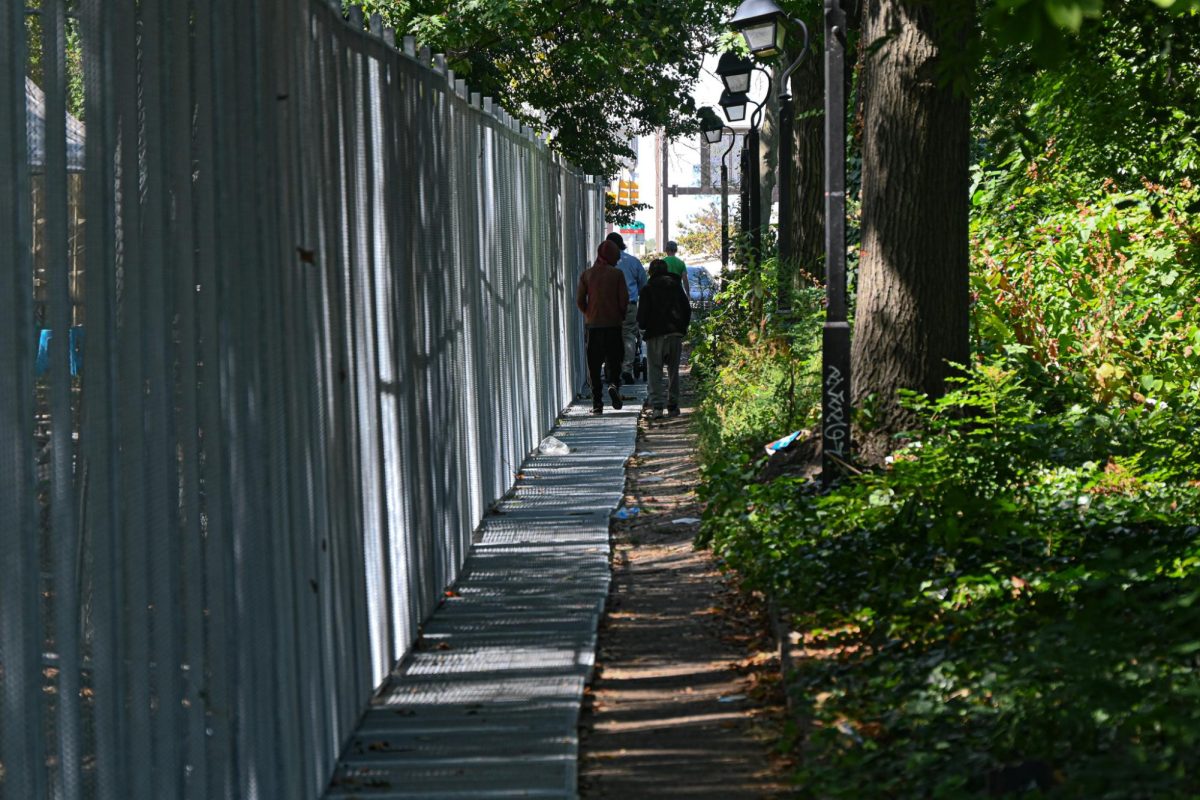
[{"x1": 605, "y1": 232, "x2": 647, "y2": 383}]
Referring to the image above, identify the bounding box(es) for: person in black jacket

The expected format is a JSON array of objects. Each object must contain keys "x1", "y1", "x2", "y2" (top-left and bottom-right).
[{"x1": 636, "y1": 259, "x2": 692, "y2": 418}]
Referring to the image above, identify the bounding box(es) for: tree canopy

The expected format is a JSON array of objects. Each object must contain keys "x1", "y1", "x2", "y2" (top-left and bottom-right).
[
  {"x1": 984, "y1": 0, "x2": 1200, "y2": 64},
  {"x1": 975, "y1": 0, "x2": 1200, "y2": 195},
  {"x1": 349, "y1": 0, "x2": 729, "y2": 175}
]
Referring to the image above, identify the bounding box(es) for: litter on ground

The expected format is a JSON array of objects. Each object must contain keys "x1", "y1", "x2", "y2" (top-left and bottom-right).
[{"x1": 538, "y1": 435, "x2": 570, "y2": 456}]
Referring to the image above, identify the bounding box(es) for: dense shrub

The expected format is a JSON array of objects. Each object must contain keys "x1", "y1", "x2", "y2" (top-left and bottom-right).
[
  {"x1": 696, "y1": 166, "x2": 1200, "y2": 799},
  {"x1": 973, "y1": 175, "x2": 1200, "y2": 407},
  {"x1": 691, "y1": 258, "x2": 824, "y2": 453},
  {"x1": 705, "y1": 363, "x2": 1200, "y2": 796}
]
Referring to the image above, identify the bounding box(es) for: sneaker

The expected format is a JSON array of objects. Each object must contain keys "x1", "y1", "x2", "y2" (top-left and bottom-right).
[
  {"x1": 667, "y1": 406, "x2": 680, "y2": 418},
  {"x1": 652, "y1": 408, "x2": 664, "y2": 420},
  {"x1": 591, "y1": 406, "x2": 603, "y2": 414},
  {"x1": 608, "y1": 384, "x2": 623, "y2": 410}
]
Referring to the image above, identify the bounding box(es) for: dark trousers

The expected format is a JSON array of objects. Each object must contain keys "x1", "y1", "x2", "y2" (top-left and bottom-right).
[{"x1": 585, "y1": 326, "x2": 623, "y2": 407}]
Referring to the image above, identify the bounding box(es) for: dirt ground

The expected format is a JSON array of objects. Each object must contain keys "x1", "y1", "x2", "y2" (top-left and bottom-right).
[{"x1": 578, "y1": 360, "x2": 796, "y2": 798}]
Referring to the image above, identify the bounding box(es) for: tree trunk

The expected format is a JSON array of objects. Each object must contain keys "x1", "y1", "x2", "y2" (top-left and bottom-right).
[
  {"x1": 787, "y1": 53, "x2": 825, "y2": 286},
  {"x1": 757, "y1": 70, "x2": 778, "y2": 250},
  {"x1": 852, "y1": 0, "x2": 972, "y2": 461}
]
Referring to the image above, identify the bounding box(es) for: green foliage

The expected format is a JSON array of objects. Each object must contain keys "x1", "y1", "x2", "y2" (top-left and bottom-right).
[
  {"x1": 604, "y1": 194, "x2": 651, "y2": 227},
  {"x1": 348, "y1": 0, "x2": 727, "y2": 174},
  {"x1": 983, "y1": 0, "x2": 1200, "y2": 65},
  {"x1": 691, "y1": 276, "x2": 824, "y2": 511},
  {"x1": 975, "y1": 2, "x2": 1200, "y2": 183},
  {"x1": 694, "y1": 243, "x2": 771, "y2": 338},
  {"x1": 697, "y1": 13, "x2": 1200, "y2": 785},
  {"x1": 699, "y1": 167, "x2": 1200, "y2": 792},
  {"x1": 702, "y1": 357, "x2": 1200, "y2": 796},
  {"x1": 675, "y1": 200, "x2": 723, "y2": 262},
  {"x1": 972, "y1": 178, "x2": 1200, "y2": 406}
]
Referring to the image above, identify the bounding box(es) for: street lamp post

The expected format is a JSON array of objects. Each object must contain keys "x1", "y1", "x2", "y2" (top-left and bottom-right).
[
  {"x1": 747, "y1": 120, "x2": 761, "y2": 266},
  {"x1": 720, "y1": 133, "x2": 738, "y2": 268},
  {"x1": 727, "y1": 0, "x2": 810, "y2": 312},
  {"x1": 699, "y1": 108, "x2": 738, "y2": 269},
  {"x1": 821, "y1": 0, "x2": 850, "y2": 484},
  {"x1": 774, "y1": 33, "x2": 810, "y2": 312},
  {"x1": 728, "y1": 0, "x2": 844, "y2": 485},
  {"x1": 717, "y1": 50, "x2": 773, "y2": 270},
  {"x1": 720, "y1": 87, "x2": 765, "y2": 271},
  {"x1": 739, "y1": 145, "x2": 750, "y2": 242}
]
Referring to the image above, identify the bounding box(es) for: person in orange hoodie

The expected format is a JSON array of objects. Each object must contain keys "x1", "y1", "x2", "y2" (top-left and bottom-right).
[{"x1": 576, "y1": 240, "x2": 629, "y2": 413}]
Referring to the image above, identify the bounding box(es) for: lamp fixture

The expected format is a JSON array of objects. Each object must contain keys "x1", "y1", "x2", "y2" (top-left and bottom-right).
[
  {"x1": 718, "y1": 89, "x2": 748, "y2": 123},
  {"x1": 728, "y1": 0, "x2": 788, "y2": 59},
  {"x1": 698, "y1": 107, "x2": 726, "y2": 145},
  {"x1": 715, "y1": 51, "x2": 754, "y2": 95}
]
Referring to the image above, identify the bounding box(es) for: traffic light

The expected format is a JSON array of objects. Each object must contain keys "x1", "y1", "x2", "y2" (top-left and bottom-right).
[
  {"x1": 617, "y1": 179, "x2": 632, "y2": 206},
  {"x1": 629, "y1": 181, "x2": 639, "y2": 205}
]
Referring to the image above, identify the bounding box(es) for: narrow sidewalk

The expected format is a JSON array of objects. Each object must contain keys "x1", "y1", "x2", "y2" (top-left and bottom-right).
[
  {"x1": 578, "y1": 361, "x2": 791, "y2": 798},
  {"x1": 326, "y1": 386, "x2": 645, "y2": 799}
]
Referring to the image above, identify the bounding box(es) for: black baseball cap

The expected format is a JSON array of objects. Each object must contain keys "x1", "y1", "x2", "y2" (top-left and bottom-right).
[{"x1": 605, "y1": 231, "x2": 627, "y2": 250}]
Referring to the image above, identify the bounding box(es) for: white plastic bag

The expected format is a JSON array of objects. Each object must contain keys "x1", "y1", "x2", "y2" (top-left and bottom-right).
[{"x1": 538, "y1": 435, "x2": 570, "y2": 456}]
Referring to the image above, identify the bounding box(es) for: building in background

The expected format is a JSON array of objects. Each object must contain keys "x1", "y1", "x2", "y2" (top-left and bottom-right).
[{"x1": 636, "y1": 54, "x2": 771, "y2": 269}]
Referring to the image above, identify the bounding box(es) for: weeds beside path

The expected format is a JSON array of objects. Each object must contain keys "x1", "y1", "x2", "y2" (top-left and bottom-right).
[{"x1": 578, "y1": 357, "x2": 793, "y2": 799}]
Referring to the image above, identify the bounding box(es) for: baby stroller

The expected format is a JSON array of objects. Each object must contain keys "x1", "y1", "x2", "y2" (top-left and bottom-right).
[
  {"x1": 632, "y1": 328, "x2": 648, "y2": 383},
  {"x1": 603, "y1": 329, "x2": 648, "y2": 384}
]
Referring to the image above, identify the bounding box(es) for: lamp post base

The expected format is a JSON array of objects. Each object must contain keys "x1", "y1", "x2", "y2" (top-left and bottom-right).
[{"x1": 821, "y1": 320, "x2": 851, "y2": 487}]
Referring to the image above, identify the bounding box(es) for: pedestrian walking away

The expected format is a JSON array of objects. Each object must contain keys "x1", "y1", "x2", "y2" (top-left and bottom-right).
[
  {"x1": 663, "y1": 240, "x2": 690, "y2": 298},
  {"x1": 636, "y1": 259, "x2": 691, "y2": 418},
  {"x1": 577, "y1": 239, "x2": 629, "y2": 414},
  {"x1": 605, "y1": 231, "x2": 647, "y2": 384}
]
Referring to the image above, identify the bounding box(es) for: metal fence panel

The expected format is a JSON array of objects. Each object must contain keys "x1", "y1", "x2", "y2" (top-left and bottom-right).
[
  {"x1": 0, "y1": 0, "x2": 603, "y2": 797},
  {"x1": 1, "y1": 5, "x2": 43, "y2": 799}
]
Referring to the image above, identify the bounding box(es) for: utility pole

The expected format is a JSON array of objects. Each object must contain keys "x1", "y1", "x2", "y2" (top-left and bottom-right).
[{"x1": 657, "y1": 130, "x2": 670, "y2": 247}]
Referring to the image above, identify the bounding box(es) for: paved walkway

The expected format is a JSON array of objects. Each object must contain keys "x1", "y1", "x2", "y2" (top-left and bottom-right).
[
  {"x1": 325, "y1": 387, "x2": 644, "y2": 799},
  {"x1": 578, "y1": 363, "x2": 791, "y2": 797}
]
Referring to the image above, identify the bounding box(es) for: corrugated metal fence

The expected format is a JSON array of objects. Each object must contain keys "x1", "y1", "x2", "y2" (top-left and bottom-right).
[{"x1": 0, "y1": 0, "x2": 604, "y2": 797}]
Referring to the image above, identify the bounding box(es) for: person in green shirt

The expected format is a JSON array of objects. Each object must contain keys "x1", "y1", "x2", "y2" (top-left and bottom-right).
[{"x1": 662, "y1": 240, "x2": 689, "y2": 297}]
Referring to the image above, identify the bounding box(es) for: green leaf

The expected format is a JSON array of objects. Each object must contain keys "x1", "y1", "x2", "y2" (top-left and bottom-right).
[{"x1": 1044, "y1": 0, "x2": 1084, "y2": 30}]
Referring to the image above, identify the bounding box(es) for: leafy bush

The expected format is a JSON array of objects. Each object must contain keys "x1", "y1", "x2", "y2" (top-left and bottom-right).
[
  {"x1": 702, "y1": 359, "x2": 1200, "y2": 796},
  {"x1": 697, "y1": 170, "x2": 1200, "y2": 794},
  {"x1": 691, "y1": 271, "x2": 824, "y2": 473},
  {"x1": 972, "y1": 176, "x2": 1200, "y2": 406}
]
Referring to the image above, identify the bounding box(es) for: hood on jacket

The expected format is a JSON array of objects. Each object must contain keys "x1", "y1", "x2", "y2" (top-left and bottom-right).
[{"x1": 595, "y1": 240, "x2": 620, "y2": 268}]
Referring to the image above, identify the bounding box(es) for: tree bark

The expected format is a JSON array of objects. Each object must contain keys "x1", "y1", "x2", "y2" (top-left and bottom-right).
[
  {"x1": 852, "y1": 0, "x2": 972, "y2": 461},
  {"x1": 757, "y1": 70, "x2": 778, "y2": 251},
  {"x1": 786, "y1": 53, "x2": 825, "y2": 286}
]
